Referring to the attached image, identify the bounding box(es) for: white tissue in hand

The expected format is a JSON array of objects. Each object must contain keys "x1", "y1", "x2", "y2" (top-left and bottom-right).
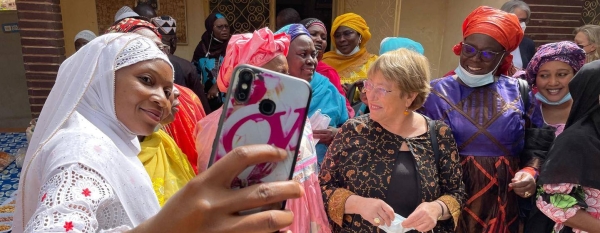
[
  {"x1": 378, "y1": 213, "x2": 414, "y2": 233},
  {"x1": 309, "y1": 109, "x2": 331, "y2": 130},
  {"x1": 309, "y1": 109, "x2": 331, "y2": 144}
]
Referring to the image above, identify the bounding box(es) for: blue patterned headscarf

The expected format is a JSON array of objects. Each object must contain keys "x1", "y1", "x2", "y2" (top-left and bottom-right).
[
  {"x1": 379, "y1": 37, "x2": 424, "y2": 55},
  {"x1": 525, "y1": 41, "x2": 586, "y2": 86},
  {"x1": 275, "y1": 23, "x2": 310, "y2": 41}
]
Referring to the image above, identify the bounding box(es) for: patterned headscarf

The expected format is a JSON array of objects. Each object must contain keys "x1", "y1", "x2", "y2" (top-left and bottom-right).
[
  {"x1": 330, "y1": 13, "x2": 371, "y2": 49},
  {"x1": 106, "y1": 18, "x2": 162, "y2": 39},
  {"x1": 525, "y1": 41, "x2": 586, "y2": 86},
  {"x1": 216, "y1": 27, "x2": 290, "y2": 92},
  {"x1": 300, "y1": 18, "x2": 326, "y2": 32},
  {"x1": 275, "y1": 23, "x2": 310, "y2": 41},
  {"x1": 452, "y1": 6, "x2": 523, "y2": 76},
  {"x1": 379, "y1": 37, "x2": 424, "y2": 55},
  {"x1": 150, "y1": 15, "x2": 176, "y2": 35}
]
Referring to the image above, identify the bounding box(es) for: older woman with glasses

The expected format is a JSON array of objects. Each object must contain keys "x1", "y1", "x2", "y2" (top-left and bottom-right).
[
  {"x1": 574, "y1": 25, "x2": 600, "y2": 63},
  {"x1": 320, "y1": 48, "x2": 465, "y2": 233},
  {"x1": 420, "y1": 7, "x2": 544, "y2": 232}
]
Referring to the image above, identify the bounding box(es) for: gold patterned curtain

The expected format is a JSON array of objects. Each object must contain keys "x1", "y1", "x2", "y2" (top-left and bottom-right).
[
  {"x1": 583, "y1": 0, "x2": 600, "y2": 25},
  {"x1": 208, "y1": 0, "x2": 271, "y2": 34}
]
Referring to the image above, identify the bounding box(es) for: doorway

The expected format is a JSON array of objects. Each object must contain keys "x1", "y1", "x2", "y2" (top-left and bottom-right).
[{"x1": 276, "y1": 0, "x2": 333, "y2": 50}]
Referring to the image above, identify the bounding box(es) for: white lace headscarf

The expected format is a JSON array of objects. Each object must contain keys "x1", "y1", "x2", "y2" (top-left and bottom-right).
[{"x1": 14, "y1": 33, "x2": 173, "y2": 231}]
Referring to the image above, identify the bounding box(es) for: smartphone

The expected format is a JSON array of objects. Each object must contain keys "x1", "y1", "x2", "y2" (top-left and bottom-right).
[{"x1": 208, "y1": 64, "x2": 312, "y2": 193}]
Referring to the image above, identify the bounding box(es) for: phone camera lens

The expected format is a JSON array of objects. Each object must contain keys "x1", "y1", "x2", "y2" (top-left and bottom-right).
[
  {"x1": 241, "y1": 71, "x2": 253, "y2": 82},
  {"x1": 237, "y1": 92, "x2": 247, "y2": 101}
]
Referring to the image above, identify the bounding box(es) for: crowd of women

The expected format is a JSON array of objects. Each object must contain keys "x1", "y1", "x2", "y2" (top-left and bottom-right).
[{"x1": 13, "y1": 0, "x2": 600, "y2": 232}]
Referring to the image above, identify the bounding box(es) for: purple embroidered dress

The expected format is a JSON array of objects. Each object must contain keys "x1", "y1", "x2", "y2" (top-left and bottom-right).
[{"x1": 420, "y1": 75, "x2": 542, "y2": 232}]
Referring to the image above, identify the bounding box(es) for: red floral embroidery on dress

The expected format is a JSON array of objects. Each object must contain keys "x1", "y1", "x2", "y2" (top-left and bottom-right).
[
  {"x1": 64, "y1": 221, "x2": 74, "y2": 231},
  {"x1": 41, "y1": 193, "x2": 47, "y2": 202},
  {"x1": 82, "y1": 188, "x2": 91, "y2": 197}
]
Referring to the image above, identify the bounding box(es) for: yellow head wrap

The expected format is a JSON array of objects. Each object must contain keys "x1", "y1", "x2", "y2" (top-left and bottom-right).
[
  {"x1": 323, "y1": 13, "x2": 376, "y2": 84},
  {"x1": 330, "y1": 13, "x2": 372, "y2": 49}
]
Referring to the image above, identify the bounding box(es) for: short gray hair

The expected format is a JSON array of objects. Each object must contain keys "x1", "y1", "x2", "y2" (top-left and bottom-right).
[{"x1": 500, "y1": 0, "x2": 531, "y2": 23}]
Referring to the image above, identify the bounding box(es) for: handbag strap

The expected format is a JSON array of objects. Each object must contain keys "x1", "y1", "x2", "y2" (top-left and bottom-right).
[
  {"x1": 428, "y1": 118, "x2": 441, "y2": 168},
  {"x1": 517, "y1": 78, "x2": 533, "y2": 128}
]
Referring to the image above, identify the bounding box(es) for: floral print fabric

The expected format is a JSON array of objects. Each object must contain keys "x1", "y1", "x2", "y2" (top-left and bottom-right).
[{"x1": 537, "y1": 183, "x2": 600, "y2": 233}]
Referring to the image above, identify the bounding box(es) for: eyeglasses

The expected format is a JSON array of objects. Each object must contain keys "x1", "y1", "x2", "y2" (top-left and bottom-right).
[
  {"x1": 333, "y1": 29, "x2": 358, "y2": 40},
  {"x1": 362, "y1": 80, "x2": 393, "y2": 98},
  {"x1": 461, "y1": 42, "x2": 505, "y2": 62},
  {"x1": 578, "y1": 43, "x2": 592, "y2": 49}
]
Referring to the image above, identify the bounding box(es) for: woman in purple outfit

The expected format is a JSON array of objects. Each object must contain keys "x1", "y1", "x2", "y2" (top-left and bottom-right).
[{"x1": 419, "y1": 6, "x2": 543, "y2": 232}]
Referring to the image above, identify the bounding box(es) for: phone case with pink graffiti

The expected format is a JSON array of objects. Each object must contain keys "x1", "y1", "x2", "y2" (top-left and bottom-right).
[{"x1": 209, "y1": 64, "x2": 312, "y2": 190}]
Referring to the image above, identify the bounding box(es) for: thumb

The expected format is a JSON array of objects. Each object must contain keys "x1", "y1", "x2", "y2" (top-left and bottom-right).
[{"x1": 512, "y1": 172, "x2": 523, "y2": 181}]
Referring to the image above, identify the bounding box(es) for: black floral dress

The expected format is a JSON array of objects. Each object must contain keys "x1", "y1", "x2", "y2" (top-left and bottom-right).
[{"x1": 320, "y1": 115, "x2": 466, "y2": 233}]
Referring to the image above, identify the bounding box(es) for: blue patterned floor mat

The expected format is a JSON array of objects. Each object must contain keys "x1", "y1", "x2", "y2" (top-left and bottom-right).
[
  {"x1": 0, "y1": 132, "x2": 26, "y2": 204},
  {"x1": 0, "y1": 132, "x2": 27, "y2": 156}
]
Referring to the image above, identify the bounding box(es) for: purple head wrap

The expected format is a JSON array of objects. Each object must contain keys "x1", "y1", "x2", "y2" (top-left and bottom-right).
[
  {"x1": 526, "y1": 41, "x2": 586, "y2": 86},
  {"x1": 275, "y1": 23, "x2": 310, "y2": 41}
]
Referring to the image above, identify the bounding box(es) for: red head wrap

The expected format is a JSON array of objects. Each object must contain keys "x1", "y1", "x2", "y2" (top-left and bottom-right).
[
  {"x1": 452, "y1": 6, "x2": 524, "y2": 76},
  {"x1": 106, "y1": 18, "x2": 162, "y2": 39}
]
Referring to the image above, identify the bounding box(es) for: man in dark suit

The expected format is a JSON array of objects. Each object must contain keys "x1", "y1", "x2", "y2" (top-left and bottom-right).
[
  {"x1": 151, "y1": 15, "x2": 211, "y2": 113},
  {"x1": 501, "y1": 0, "x2": 536, "y2": 70}
]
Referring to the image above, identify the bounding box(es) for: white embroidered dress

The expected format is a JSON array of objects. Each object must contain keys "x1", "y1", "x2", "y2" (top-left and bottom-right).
[{"x1": 14, "y1": 33, "x2": 173, "y2": 232}]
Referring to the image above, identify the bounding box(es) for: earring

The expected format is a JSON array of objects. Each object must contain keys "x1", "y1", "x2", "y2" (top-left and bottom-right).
[{"x1": 403, "y1": 109, "x2": 410, "y2": 116}]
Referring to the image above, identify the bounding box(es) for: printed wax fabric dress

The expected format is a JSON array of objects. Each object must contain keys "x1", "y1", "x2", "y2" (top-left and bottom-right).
[{"x1": 320, "y1": 115, "x2": 465, "y2": 233}]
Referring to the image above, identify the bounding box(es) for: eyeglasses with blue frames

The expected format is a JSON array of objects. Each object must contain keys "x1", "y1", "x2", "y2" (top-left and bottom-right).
[
  {"x1": 461, "y1": 42, "x2": 505, "y2": 62},
  {"x1": 362, "y1": 80, "x2": 393, "y2": 98}
]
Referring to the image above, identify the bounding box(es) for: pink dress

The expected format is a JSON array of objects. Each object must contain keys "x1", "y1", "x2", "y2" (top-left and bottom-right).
[
  {"x1": 547, "y1": 123, "x2": 565, "y2": 136},
  {"x1": 283, "y1": 120, "x2": 332, "y2": 233}
]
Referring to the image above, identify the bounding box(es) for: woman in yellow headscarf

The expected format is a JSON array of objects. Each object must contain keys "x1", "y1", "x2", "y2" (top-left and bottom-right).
[
  {"x1": 138, "y1": 87, "x2": 196, "y2": 206},
  {"x1": 322, "y1": 13, "x2": 378, "y2": 96}
]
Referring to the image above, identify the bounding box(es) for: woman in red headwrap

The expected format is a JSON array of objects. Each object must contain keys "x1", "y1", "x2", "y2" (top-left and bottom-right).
[{"x1": 419, "y1": 6, "x2": 544, "y2": 232}]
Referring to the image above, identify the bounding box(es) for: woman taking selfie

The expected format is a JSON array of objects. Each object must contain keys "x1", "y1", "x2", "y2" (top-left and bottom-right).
[{"x1": 14, "y1": 33, "x2": 302, "y2": 233}]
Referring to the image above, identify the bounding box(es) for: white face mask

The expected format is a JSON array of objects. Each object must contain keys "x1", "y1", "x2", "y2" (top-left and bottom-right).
[
  {"x1": 336, "y1": 35, "x2": 361, "y2": 56},
  {"x1": 336, "y1": 46, "x2": 360, "y2": 56},
  {"x1": 454, "y1": 53, "x2": 504, "y2": 87},
  {"x1": 520, "y1": 22, "x2": 526, "y2": 32}
]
